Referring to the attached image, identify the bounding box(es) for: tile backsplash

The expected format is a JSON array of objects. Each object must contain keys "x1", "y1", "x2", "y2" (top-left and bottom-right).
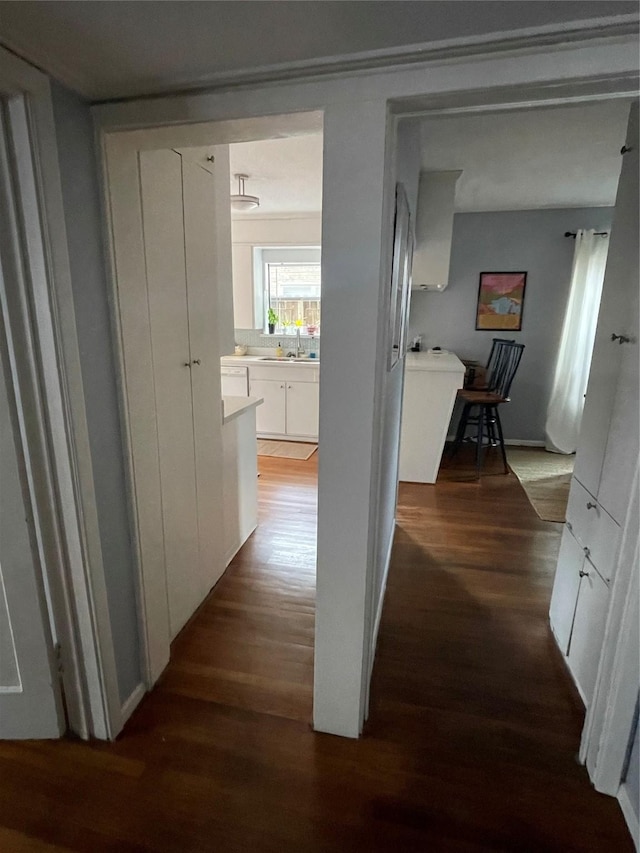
[{"x1": 233, "y1": 329, "x2": 320, "y2": 357}]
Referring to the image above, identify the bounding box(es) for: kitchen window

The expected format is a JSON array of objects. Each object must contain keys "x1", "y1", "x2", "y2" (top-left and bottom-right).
[{"x1": 258, "y1": 247, "x2": 321, "y2": 334}]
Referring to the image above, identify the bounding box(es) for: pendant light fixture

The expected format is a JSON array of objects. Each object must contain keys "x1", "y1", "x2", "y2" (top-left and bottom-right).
[{"x1": 230, "y1": 173, "x2": 260, "y2": 211}]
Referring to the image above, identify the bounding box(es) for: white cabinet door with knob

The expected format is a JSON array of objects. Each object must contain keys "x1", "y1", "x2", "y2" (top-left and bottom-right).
[
  {"x1": 250, "y1": 379, "x2": 286, "y2": 435},
  {"x1": 286, "y1": 380, "x2": 320, "y2": 438},
  {"x1": 567, "y1": 568, "x2": 610, "y2": 705},
  {"x1": 550, "y1": 527, "x2": 585, "y2": 654}
]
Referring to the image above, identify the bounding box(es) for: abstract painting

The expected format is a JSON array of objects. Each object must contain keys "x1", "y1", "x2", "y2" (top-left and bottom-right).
[{"x1": 475, "y1": 271, "x2": 527, "y2": 331}]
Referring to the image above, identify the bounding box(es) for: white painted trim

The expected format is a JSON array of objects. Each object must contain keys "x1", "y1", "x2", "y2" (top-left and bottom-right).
[
  {"x1": 618, "y1": 784, "x2": 640, "y2": 852},
  {"x1": 369, "y1": 520, "x2": 395, "y2": 683},
  {"x1": 5, "y1": 14, "x2": 637, "y2": 101},
  {"x1": 0, "y1": 45, "x2": 120, "y2": 739},
  {"x1": 120, "y1": 681, "x2": 146, "y2": 727}
]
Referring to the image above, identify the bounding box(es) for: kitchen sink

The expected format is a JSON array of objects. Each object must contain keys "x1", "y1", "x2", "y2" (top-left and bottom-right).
[{"x1": 260, "y1": 356, "x2": 319, "y2": 363}]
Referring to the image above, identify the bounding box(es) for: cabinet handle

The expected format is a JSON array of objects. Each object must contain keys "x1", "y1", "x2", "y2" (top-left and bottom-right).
[
  {"x1": 184, "y1": 362, "x2": 191, "y2": 368},
  {"x1": 288, "y1": 385, "x2": 292, "y2": 389},
  {"x1": 192, "y1": 359, "x2": 201, "y2": 366},
  {"x1": 280, "y1": 384, "x2": 284, "y2": 389},
  {"x1": 579, "y1": 569, "x2": 590, "y2": 578},
  {"x1": 611, "y1": 333, "x2": 631, "y2": 344},
  {"x1": 586, "y1": 501, "x2": 597, "y2": 510},
  {"x1": 583, "y1": 546, "x2": 591, "y2": 558}
]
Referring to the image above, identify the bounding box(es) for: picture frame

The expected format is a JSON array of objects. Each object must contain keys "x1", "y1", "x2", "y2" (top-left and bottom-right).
[
  {"x1": 475, "y1": 271, "x2": 527, "y2": 331},
  {"x1": 388, "y1": 183, "x2": 414, "y2": 369}
]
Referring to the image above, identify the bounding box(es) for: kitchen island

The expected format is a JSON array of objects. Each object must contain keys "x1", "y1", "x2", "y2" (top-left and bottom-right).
[
  {"x1": 222, "y1": 395, "x2": 262, "y2": 565},
  {"x1": 399, "y1": 351, "x2": 465, "y2": 483}
]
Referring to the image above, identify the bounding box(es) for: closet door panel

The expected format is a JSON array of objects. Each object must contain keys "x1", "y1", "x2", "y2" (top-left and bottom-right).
[
  {"x1": 139, "y1": 149, "x2": 200, "y2": 639},
  {"x1": 182, "y1": 157, "x2": 226, "y2": 595},
  {"x1": 573, "y1": 104, "x2": 638, "y2": 498},
  {"x1": 596, "y1": 121, "x2": 639, "y2": 525}
]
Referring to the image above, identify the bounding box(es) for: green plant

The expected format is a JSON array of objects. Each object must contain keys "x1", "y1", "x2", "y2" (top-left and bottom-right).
[{"x1": 267, "y1": 307, "x2": 279, "y2": 325}]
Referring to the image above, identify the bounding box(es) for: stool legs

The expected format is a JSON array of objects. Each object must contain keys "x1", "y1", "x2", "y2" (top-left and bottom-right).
[{"x1": 493, "y1": 405, "x2": 509, "y2": 474}]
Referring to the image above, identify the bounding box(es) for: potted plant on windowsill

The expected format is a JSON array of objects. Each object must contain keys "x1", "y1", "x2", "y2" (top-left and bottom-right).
[{"x1": 267, "y1": 308, "x2": 278, "y2": 335}]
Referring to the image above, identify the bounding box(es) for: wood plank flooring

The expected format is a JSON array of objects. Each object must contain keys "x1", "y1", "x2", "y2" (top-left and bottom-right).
[{"x1": 0, "y1": 448, "x2": 632, "y2": 851}]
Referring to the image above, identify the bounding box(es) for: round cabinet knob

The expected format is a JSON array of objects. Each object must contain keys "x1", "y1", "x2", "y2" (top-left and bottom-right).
[
  {"x1": 192, "y1": 359, "x2": 201, "y2": 365},
  {"x1": 586, "y1": 501, "x2": 597, "y2": 510},
  {"x1": 184, "y1": 362, "x2": 191, "y2": 367},
  {"x1": 579, "y1": 569, "x2": 590, "y2": 578}
]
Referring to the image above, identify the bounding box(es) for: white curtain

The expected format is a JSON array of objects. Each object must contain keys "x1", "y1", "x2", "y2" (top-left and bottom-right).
[{"x1": 545, "y1": 229, "x2": 609, "y2": 454}]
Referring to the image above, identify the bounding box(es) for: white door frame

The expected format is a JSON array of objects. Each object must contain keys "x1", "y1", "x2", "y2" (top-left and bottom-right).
[{"x1": 0, "y1": 45, "x2": 119, "y2": 739}]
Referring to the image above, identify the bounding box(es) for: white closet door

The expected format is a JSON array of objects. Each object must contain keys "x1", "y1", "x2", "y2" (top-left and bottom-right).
[
  {"x1": 596, "y1": 108, "x2": 639, "y2": 524},
  {"x1": 0, "y1": 328, "x2": 63, "y2": 738},
  {"x1": 574, "y1": 103, "x2": 638, "y2": 498},
  {"x1": 182, "y1": 156, "x2": 226, "y2": 595},
  {"x1": 139, "y1": 150, "x2": 200, "y2": 639}
]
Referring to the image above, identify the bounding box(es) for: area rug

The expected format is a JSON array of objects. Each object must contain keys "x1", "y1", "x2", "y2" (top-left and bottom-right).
[
  {"x1": 257, "y1": 440, "x2": 317, "y2": 460},
  {"x1": 507, "y1": 447, "x2": 575, "y2": 523}
]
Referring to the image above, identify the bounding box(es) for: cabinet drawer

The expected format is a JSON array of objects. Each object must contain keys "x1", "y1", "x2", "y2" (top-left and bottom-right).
[
  {"x1": 249, "y1": 365, "x2": 319, "y2": 383},
  {"x1": 566, "y1": 477, "x2": 620, "y2": 583}
]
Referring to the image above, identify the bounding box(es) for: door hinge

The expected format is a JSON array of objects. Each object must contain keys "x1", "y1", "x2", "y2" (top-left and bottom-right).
[{"x1": 54, "y1": 642, "x2": 64, "y2": 678}]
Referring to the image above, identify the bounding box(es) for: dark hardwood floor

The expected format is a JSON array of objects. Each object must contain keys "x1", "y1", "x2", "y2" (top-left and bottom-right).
[{"x1": 0, "y1": 447, "x2": 632, "y2": 851}]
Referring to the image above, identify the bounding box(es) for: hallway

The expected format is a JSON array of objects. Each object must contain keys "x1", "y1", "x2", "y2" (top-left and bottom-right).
[{"x1": 0, "y1": 452, "x2": 632, "y2": 851}]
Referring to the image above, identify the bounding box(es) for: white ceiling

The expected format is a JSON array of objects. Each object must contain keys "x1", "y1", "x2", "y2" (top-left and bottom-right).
[
  {"x1": 0, "y1": 1, "x2": 636, "y2": 100},
  {"x1": 419, "y1": 101, "x2": 631, "y2": 211},
  {"x1": 224, "y1": 101, "x2": 630, "y2": 216},
  {"x1": 229, "y1": 135, "x2": 323, "y2": 216}
]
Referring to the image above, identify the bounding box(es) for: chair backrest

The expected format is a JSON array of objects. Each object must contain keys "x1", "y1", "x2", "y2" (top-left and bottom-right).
[{"x1": 486, "y1": 339, "x2": 525, "y2": 399}]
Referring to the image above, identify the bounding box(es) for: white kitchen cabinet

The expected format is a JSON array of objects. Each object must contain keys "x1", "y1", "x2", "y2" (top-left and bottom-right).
[
  {"x1": 248, "y1": 363, "x2": 320, "y2": 440},
  {"x1": 568, "y1": 568, "x2": 610, "y2": 705},
  {"x1": 285, "y1": 380, "x2": 320, "y2": 438},
  {"x1": 250, "y1": 378, "x2": 286, "y2": 435},
  {"x1": 231, "y1": 243, "x2": 256, "y2": 329},
  {"x1": 549, "y1": 103, "x2": 638, "y2": 708}
]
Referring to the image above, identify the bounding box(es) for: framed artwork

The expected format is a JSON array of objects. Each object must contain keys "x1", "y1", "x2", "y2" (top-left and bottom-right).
[
  {"x1": 475, "y1": 271, "x2": 527, "y2": 331},
  {"x1": 388, "y1": 183, "x2": 414, "y2": 369}
]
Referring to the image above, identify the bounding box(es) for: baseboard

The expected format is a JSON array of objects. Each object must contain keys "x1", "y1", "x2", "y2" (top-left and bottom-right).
[
  {"x1": 618, "y1": 784, "x2": 640, "y2": 852},
  {"x1": 446, "y1": 435, "x2": 545, "y2": 447},
  {"x1": 120, "y1": 682, "x2": 146, "y2": 726},
  {"x1": 369, "y1": 519, "x2": 395, "y2": 681}
]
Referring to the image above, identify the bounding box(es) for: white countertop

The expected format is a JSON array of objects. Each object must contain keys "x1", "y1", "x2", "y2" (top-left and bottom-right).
[
  {"x1": 404, "y1": 351, "x2": 465, "y2": 373},
  {"x1": 222, "y1": 395, "x2": 263, "y2": 424},
  {"x1": 221, "y1": 354, "x2": 320, "y2": 368}
]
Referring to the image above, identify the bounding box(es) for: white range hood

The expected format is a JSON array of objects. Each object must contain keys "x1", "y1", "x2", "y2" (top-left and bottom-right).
[{"x1": 411, "y1": 170, "x2": 462, "y2": 291}]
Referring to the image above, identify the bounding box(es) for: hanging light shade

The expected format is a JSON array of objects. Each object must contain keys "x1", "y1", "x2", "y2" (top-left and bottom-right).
[{"x1": 230, "y1": 173, "x2": 260, "y2": 211}]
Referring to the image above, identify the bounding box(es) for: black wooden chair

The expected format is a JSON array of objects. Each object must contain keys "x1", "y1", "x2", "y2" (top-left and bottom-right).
[{"x1": 451, "y1": 339, "x2": 525, "y2": 478}]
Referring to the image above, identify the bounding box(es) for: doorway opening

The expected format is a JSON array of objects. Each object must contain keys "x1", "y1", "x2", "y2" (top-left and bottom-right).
[{"x1": 103, "y1": 112, "x2": 323, "y2": 730}]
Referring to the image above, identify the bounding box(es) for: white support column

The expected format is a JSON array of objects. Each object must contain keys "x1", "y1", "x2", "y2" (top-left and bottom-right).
[{"x1": 314, "y1": 99, "x2": 391, "y2": 737}]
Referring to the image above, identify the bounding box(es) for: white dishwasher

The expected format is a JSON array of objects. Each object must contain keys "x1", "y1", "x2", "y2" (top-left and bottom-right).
[{"x1": 221, "y1": 365, "x2": 249, "y2": 397}]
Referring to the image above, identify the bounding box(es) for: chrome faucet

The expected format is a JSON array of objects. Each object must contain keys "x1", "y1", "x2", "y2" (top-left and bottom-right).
[{"x1": 296, "y1": 327, "x2": 305, "y2": 357}]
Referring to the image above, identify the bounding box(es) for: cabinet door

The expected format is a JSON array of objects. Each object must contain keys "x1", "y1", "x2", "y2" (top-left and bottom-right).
[
  {"x1": 182, "y1": 156, "x2": 226, "y2": 596},
  {"x1": 568, "y1": 568, "x2": 610, "y2": 705},
  {"x1": 250, "y1": 378, "x2": 286, "y2": 434},
  {"x1": 549, "y1": 526, "x2": 584, "y2": 654},
  {"x1": 574, "y1": 103, "x2": 638, "y2": 497},
  {"x1": 286, "y1": 380, "x2": 320, "y2": 438},
  {"x1": 140, "y1": 149, "x2": 201, "y2": 640}
]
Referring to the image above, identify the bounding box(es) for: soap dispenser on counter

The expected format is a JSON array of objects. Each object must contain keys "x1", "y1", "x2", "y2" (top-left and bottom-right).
[{"x1": 275, "y1": 342, "x2": 284, "y2": 357}]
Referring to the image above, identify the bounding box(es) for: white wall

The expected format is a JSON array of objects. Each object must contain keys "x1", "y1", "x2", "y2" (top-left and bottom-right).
[{"x1": 232, "y1": 215, "x2": 321, "y2": 329}]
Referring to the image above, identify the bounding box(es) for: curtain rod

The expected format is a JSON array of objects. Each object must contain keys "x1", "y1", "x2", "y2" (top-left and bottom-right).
[{"x1": 564, "y1": 230, "x2": 609, "y2": 238}]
